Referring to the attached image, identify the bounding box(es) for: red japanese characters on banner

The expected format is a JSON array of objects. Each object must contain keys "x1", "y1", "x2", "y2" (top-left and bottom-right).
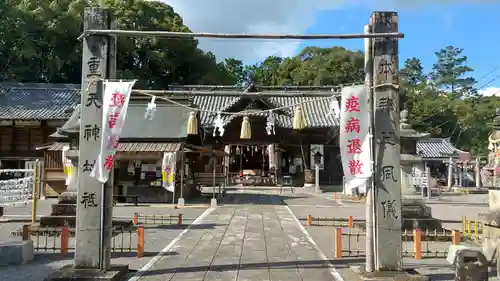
[
  {"x1": 339, "y1": 85, "x2": 372, "y2": 191},
  {"x1": 91, "y1": 81, "x2": 136, "y2": 183}
]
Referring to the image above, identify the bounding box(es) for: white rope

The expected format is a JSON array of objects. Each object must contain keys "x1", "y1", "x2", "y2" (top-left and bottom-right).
[
  {"x1": 86, "y1": 79, "x2": 399, "y2": 117},
  {"x1": 0, "y1": 173, "x2": 33, "y2": 206},
  {"x1": 0, "y1": 169, "x2": 34, "y2": 174},
  {"x1": 140, "y1": 91, "x2": 335, "y2": 116}
]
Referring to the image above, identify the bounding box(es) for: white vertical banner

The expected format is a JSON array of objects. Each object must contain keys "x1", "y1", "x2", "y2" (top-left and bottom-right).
[
  {"x1": 62, "y1": 145, "x2": 74, "y2": 186},
  {"x1": 162, "y1": 152, "x2": 176, "y2": 192},
  {"x1": 268, "y1": 144, "x2": 276, "y2": 169},
  {"x1": 340, "y1": 85, "x2": 372, "y2": 190},
  {"x1": 224, "y1": 145, "x2": 231, "y2": 167},
  {"x1": 91, "y1": 80, "x2": 136, "y2": 183}
]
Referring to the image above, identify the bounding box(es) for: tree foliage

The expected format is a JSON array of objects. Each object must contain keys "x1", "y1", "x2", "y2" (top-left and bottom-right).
[
  {"x1": 1, "y1": 0, "x2": 498, "y2": 154},
  {"x1": 0, "y1": 0, "x2": 238, "y2": 88}
]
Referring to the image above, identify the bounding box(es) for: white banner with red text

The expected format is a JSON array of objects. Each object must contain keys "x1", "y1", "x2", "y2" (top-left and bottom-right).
[
  {"x1": 339, "y1": 85, "x2": 372, "y2": 191},
  {"x1": 91, "y1": 80, "x2": 136, "y2": 183},
  {"x1": 162, "y1": 152, "x2": 176, "y2": 192}
]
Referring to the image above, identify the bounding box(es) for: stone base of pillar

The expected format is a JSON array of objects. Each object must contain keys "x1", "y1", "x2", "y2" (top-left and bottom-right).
[
  {"x1": 349, "y1": 266, "x2": 430, "y2": 281},
  {"x1": 177, "y1": 197, "x2": 185, "y2": 206},
  {"x1": 44, "y1": 264, "x2": 129, "y2": 281},
  {"x1": 479, "y1": 211, "x2": 500, "y2": 238},
  {"x1": 39, "y1": 191, "x2": 133, "y2": 229},
  {"x1": 401, "y1": 198, "x2": 442, "y2": 231},
  {"x1": 210, "y1": 198, "x2": 217, "y2": 207},
  {"x1": 40, "y1": 191, "x2": 78, "y2": 227}
]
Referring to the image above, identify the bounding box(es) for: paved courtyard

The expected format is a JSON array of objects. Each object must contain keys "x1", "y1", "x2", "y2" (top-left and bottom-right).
[
  {"x1": 128, "y1": 191, "x2": 343, "y2": 281},
  {"x1": 0, "y1": 188, "x2": 497, "y2": 281}
]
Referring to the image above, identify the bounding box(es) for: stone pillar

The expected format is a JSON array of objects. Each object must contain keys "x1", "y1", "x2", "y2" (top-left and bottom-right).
[
  {"x1": 75, "y1": 7, "x2": 110, "y2": 269},
  {"x1": 371, "y1": 11, "x2": 402, "y2": 271}
]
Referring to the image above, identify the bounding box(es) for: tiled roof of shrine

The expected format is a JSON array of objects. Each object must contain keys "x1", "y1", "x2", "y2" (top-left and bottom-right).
[
  {"x1": 0, "y1": 83, "x2": 79, "y2": 120},
  {"x1": 416, "y1": 138, "x2": 469, "y2": 159},
  {"x1": 0, "y1": 83, "x2": 339, "y2": 129}
]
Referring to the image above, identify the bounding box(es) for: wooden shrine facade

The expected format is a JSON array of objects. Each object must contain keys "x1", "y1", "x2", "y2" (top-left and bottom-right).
[{"x1": 0, "y1": 83, "x2": 79, "y2": 173}]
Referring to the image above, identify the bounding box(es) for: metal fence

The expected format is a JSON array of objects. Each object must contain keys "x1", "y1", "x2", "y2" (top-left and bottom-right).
[
  {"x1": 13, "y1": 224, "x2": 143, "y2": 257},
  {"x1": 9, "y1": 212, "x2": 199, "y2": 258},
  {"x1": 133, "y1": 213, "x2": 194, "y2": 226},
  {"x1": 302, "y1": 215, "x2": 483, "y2": 260}
]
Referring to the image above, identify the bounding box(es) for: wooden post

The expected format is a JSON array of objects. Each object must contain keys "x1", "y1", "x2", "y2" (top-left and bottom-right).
[
  {"x1": 475, "y1": 156, "x2": 482, "y2": 189},
  {"x1": 133, "y1": 213, "x2": 138, "y2": 225},
  {"x1": 447, "y1": 157, "x2": 453, "y2": 191},
  {"x1": 61, "y1": 225, "x2": 70, "y2": 257},
  {"x1": 426, "y1": 166, "x2": 431, "y2": 199},
  {"x1": 22, "y1": 224, "x2": 30, "y2": 241},
  {"x1": 451, "y1": 230, "x2": 460, "y2": 245},
  {"x1": 31, "y1": 160, "x2": 39, "y2": 224},
  {"x1": 178, "y1": 152, "x2": 185, "y2": 206},
  {"x1": 177, "y1": 213, "x2": 183, "y2": 225},
  {"x1": 334, "y1": 228, "x2": 343, "y2": 258},
  {"x1": 75, "y1": 7, "x2": 112, "y2": 269},
  {"x1": 371, "y1": 11, "x2": 402, "y2": 271},
  {"x1": 137, "y1": 225, "x2": 144, "y2": 258},
  {"x1": 413, "y1": 229, "x2": 421, "y2": 260}
]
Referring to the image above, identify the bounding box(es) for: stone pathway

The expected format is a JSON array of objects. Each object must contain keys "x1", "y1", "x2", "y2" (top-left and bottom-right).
[{"x1": 131, "y1": 204, "x2": 340, "y2": 281}]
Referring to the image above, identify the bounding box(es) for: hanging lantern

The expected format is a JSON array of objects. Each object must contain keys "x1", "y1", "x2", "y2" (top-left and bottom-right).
[
  {"x1": 186, "y1": 111, "x2": 198, "y2": 135},
  {"x1": 240, "y1": 116, "x2": 251, "y2": 139},
  {"x1": 292, "y1": 106, "x2": 305, "y2": 130}
]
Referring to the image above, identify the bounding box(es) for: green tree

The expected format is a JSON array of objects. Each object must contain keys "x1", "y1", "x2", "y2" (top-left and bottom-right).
[
  {"x1": 400, "y1": 57, "x2": 426, "y2": 87},
  {"x1": 0, "y1": 0, "x2": 237, "y2": 87},
  {"x1": 247, "y1": 47, "x2": 364, "y2": 86},
  {"x1": 223, "y1": 58, "x2": 247, "y2": 86},
  {"x1": 430, "y1": 46, "x2": 476, "y2": 97}
]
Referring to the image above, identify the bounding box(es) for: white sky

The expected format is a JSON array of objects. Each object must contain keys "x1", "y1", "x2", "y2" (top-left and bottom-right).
[
  {"x1": 155, "y1": 0, "x2": 500, "y2": 93},
  {"x1": 158, "y1": 0, "x2": 496, "y2": 63},
  {"x1": 161, "y1": 0, "x2": 353, "y2": 63},
  {"x1": 479, "y1": 87, "x2": 500, "y2": 96}
]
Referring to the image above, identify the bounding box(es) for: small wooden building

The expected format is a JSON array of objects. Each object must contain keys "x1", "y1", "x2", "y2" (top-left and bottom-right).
[
  {"x1": 40, "y1": 84, "x2": 344, "y2": 200},
  {"x1": 0, "y1": 83, "x2": 79, "y2": 181},
  {"x1": 192, "y1": 90, "x2": 342, "y2": 187},
  {"x1": 44, "y1": 96, "x2": 208, "y2": 200}
]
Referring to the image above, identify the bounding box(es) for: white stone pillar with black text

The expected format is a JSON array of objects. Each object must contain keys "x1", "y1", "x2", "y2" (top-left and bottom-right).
[
  {"x1": 371, "y1": 11, "x2": 403, "y2": 271},
  {"x1": 75, "y1": 7, "x2": 110, "y2": 268}
]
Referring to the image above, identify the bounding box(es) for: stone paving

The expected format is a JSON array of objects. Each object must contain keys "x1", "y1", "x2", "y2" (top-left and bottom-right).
[
  {"x1": 131, "y1": 194, "x2": 340, "y2": 281},
  {"x1": 0, "y1": 189, "x2": 497, "y2": 281},
  {"x1": 0, "y1": 199, "x2": 209, "y2": 281}
]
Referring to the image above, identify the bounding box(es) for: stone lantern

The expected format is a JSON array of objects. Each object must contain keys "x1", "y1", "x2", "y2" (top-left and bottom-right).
[
  {"x1": 485, "y1": 109, "x2": 500, "y2": 213},
  {"x1": 398, "y1": 108, "x2": 444, "y2": 230},
  {"x1": 39, "y1": 105, "x2": 81, "y2": 227},
  {"x1": 478, "y1": 109, "x2": 500, "y2": 237},
  {"x1": 399, "y1": 108, "x2": 430, "y2": 196},
  {"x1": 483, "y1": 109, "x2": 500, "y2": 189}
]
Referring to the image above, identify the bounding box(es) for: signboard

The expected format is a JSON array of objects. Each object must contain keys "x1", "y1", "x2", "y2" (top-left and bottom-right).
[{"x1": 310, "y1": 144, "x2": 324, "y2": 170}]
